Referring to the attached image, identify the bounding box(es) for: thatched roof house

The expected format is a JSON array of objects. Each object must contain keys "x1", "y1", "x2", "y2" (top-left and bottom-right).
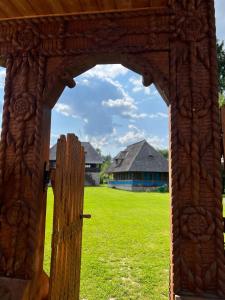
[{"x1": 108, "y1": 140, "x2": 168, "y2": 191}]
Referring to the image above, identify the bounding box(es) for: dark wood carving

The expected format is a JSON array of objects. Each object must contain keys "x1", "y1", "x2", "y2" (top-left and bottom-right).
[{"x1": 0, "y1": 1, "x2": 223, "y2": 299}]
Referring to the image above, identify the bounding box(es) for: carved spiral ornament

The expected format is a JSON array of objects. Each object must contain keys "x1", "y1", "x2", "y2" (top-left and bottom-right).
[
  {"x1": 2, "y1": 200, "x2": 29, "y2": 228},
  {"x1": 12, "y1": 26, "x2": 39, "y2": 51},
  {"x1": 9, "y1": 93, "x2": 35, "y2": 122},
  {"x1": 174, "y1": 12, "x2": 208, "y2": 42},
  {"x1": 181, "y1": 207, "x2": 215, "y2": 243}
]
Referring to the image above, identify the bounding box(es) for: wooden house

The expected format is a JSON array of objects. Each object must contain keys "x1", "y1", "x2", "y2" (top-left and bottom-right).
[
  {"x1": 50, "y1": 142, "x2": 103, "y2": 186},
  {"x1": 107, "y1": 140, "x2": 168, "y2": 191}
]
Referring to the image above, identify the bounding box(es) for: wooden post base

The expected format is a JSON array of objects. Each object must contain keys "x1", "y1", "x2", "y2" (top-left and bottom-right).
[
  {"x1": 0, "y1": 277, "x2": 30, "y2": 300},
  {"x1": 0, "y1": 272, "x2": 49, "y2": 300},
  {"x1": 175, "y1": 295, "x2": 224, "y2": 300}
]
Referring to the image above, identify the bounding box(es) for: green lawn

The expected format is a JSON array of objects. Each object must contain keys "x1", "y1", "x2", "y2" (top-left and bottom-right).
[{"x1": 44, "y1": 187, "x2": 170, "y2": 300}]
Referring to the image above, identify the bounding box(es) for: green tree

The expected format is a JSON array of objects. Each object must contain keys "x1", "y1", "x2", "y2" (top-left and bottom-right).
[
  {"x1": 95, "y1": 147, "x2": 112, "y2": 184},
  {"x1": 158, "y1": 149, "x2": 168, "y2": 159},
  {"x1": 100, "y1": 156, "x2": 112, "y2": 184},
  {"x1": 217, "y1": 40, "x2": 225, "y2": 107},
  {"x1": 217, "y1": 40, "x2": 225, "y2": 95},
  {"x1": 96, "y1": 148, "x2": 102, "y2": 156}
]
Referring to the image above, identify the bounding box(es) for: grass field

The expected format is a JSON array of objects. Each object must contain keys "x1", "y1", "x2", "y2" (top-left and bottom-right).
[{"x1": 44, "y1": 187, "x2": 170, "y2": 300}]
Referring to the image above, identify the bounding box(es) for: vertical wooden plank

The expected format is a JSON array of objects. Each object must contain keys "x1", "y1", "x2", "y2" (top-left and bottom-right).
[
  {"x1": 76, "y1": 143, "x2": 85, "y2": 297},
  {"x1": 49, "y1": 135, "x2": 66, "y2": 300},
  {"x1": 49, "y1": 134, "x2": 85, "y2": 300}
]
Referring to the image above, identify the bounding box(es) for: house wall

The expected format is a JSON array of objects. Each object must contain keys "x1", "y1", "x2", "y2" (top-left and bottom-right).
[
  {"x1": 109, "y1": 172, "x2": 168, "y2": 191},
  {"x1": 112, "y1": 172, "x2": 168, "y2": 181},
  {"x1": 108, "y1": 181, "x2": 167, "y2": 191}
]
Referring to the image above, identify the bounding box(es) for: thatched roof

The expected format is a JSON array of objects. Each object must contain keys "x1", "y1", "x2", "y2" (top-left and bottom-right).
[
  {"x1": 107, "y1": 140, "x2": 168, "y2": 173},
  {"x1": 50, "y1": 142, "x2": 103, "y2": 164}
]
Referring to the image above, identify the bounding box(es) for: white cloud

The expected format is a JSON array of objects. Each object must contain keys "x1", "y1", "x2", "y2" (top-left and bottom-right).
[
  {"x1": 81, "y1": 127, "x2": 118, "y2": 151},
  {"x1": 83, "y1": 135, "x2": 109, "y2": 149},
  {"x1": 116, "y1": 125, "x2": 165, "y2": 149},
  {"x1": 117, "y1": 130, "x2": 144, "y2": 145},
  {"x1": 84, "y1": 64, "x2": 128, "y2": 80},
  {"x1": 79, "y1": 78, "x2": 90, "y2": 86},
  {"x1": 149, "y1": 112, "x2": 168, "y2": 119},
  {"x1": 129, "y1": 77, "x2": 151, "y2": 95},
  {"x1": 0, "y1": 68, "x2": 6, "y2": 89},
  {"x1": 128, "y1": 124, "x2": 138, "y2": 130},
  {"x1": 122, "y1": 111, "x2": 147, "y2": 119},
  {"x1": 54, "y1": 103, "x2": 72, "y2": 117},
  {"x1": 146, "y1": 136, "x2": 166, "y2": 149},
  {"x1": 81, "y1": 65, "x2": 153, "y2": 122},
  {"x1": 102, "y1": 98, "x2": 137, "y2": 110}
]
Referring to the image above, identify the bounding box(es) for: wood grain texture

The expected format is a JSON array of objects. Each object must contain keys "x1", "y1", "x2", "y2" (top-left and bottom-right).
[
  {"x1": 49, "y1": 134, "x2": 85, "y2": 300},
  {"x1": 0, "y1": 0, "x2": 169, "y2": 20}
]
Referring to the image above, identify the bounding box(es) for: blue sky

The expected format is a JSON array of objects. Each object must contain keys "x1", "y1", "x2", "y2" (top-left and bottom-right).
[{"x1": 0, "y1": 1, "x2": 224, "y2": 156}]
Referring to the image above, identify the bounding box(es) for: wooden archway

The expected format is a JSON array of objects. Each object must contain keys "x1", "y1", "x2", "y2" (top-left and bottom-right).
[{"x1": 0, "y1": 1, "x2": 224, "y2": 299}]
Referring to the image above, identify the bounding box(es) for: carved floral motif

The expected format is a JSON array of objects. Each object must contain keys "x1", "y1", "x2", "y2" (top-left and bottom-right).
[
  {"x1": 9, "y1": 93, "x2": 35, "y2": 122},
  {"x1": 174, "y1": 12, "x2": 208, "y2": 42},
  {"x1": 3, "y1": 201, "x2": 29, "y2": 228},
  {"x1": 181, "y1": 207, "x2": 215, "y2": 243},
  {"x1": 178, "y1": 93, "x2": 211, "y2": 118},
  {"x1": 12, "y1": 26, "x2": 39, "y2": 51}
]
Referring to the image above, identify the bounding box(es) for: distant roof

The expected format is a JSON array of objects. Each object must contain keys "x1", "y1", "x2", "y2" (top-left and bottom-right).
[
  {"x1": 107, "y1": 140, "x2": 168, "y2": 173},
  {"x1": 50, "y1": 142, "x2": 103, "y2": 164}
]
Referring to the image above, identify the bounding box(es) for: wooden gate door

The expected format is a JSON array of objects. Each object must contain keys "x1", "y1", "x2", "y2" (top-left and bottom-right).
[{"x1": 49, "y1": 134, "x2": 85, "y2": 300}]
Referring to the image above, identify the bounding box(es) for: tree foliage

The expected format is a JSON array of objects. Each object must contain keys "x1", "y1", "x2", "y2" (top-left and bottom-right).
[
  {"x1": 217, "y1": 40, "x2": 225, "y2": 107},
  {"x1": 217, "y1": 40, "x2": 225, "y2": 95},
  {"x1": 158, "y1": 149, "x2": 168, "y2": 159},
  {"x1": 96, "y1": 148, "x2": 112, "y2": 183}
]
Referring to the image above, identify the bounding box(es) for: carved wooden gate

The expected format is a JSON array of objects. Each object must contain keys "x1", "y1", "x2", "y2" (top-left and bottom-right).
[
  {"x1": 49, "y1": 134, "x2": 85, "y2": 300},
  {"x1": 0, "y1": 1, "x2": 224, "y2": 299}
]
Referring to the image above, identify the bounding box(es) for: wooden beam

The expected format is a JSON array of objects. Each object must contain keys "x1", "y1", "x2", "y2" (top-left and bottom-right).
[
  {"x1": 8, "y1": 0, "x2": 34, "y2": 16},
  {"x1": 96, "y1": 0, "x2": 116, "y2": 10},
  {"x1": 27, "y1": 0, "x2": 53, "y2": 15},
  {"x1": 81, "y1": 0, "x2": 99, "y2": 12}
]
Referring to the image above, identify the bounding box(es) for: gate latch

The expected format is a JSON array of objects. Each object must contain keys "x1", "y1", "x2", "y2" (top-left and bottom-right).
[{"x1": 80, "y1": 214, "x2": 92, "y2": 219}]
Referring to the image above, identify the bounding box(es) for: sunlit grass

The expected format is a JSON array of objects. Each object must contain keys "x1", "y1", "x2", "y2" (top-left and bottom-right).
[{"x1": 44, "y1": 187, "x2": 170, "y2": 299}]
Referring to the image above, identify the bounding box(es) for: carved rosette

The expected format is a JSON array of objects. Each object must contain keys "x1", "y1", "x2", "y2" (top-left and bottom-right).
[
  {"x1": 178, "y1": 93, "x2": 211, "y2": 118},
  {"x1": 9, "y1": 93, "x2": 35, "y2": 123},
  {"x1": 181, "y1": 207, "x2": 215, "y2": 243},
  {"x1": 12, "y1": 26, "x2": 39, "y2": 51},
  {"x1": 2, "y1": 201, "x2": 29, "y2": 229},
  {"x1": 174, "y1": 11, "x2": 208, "y2": 42}
]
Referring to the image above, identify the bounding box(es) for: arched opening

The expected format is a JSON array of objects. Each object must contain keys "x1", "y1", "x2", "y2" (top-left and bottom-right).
[{"x1": 44, "y1": 63, "x2": 170, "y2": 299}]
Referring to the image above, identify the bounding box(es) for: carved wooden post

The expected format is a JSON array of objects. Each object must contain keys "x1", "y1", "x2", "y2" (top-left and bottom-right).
[
  {"x1": 0, "y1": 37, "x2": 50, "y2": 299},
  {"x1": 170, "y1": 1, "x2": 225, "y2": 299}
]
